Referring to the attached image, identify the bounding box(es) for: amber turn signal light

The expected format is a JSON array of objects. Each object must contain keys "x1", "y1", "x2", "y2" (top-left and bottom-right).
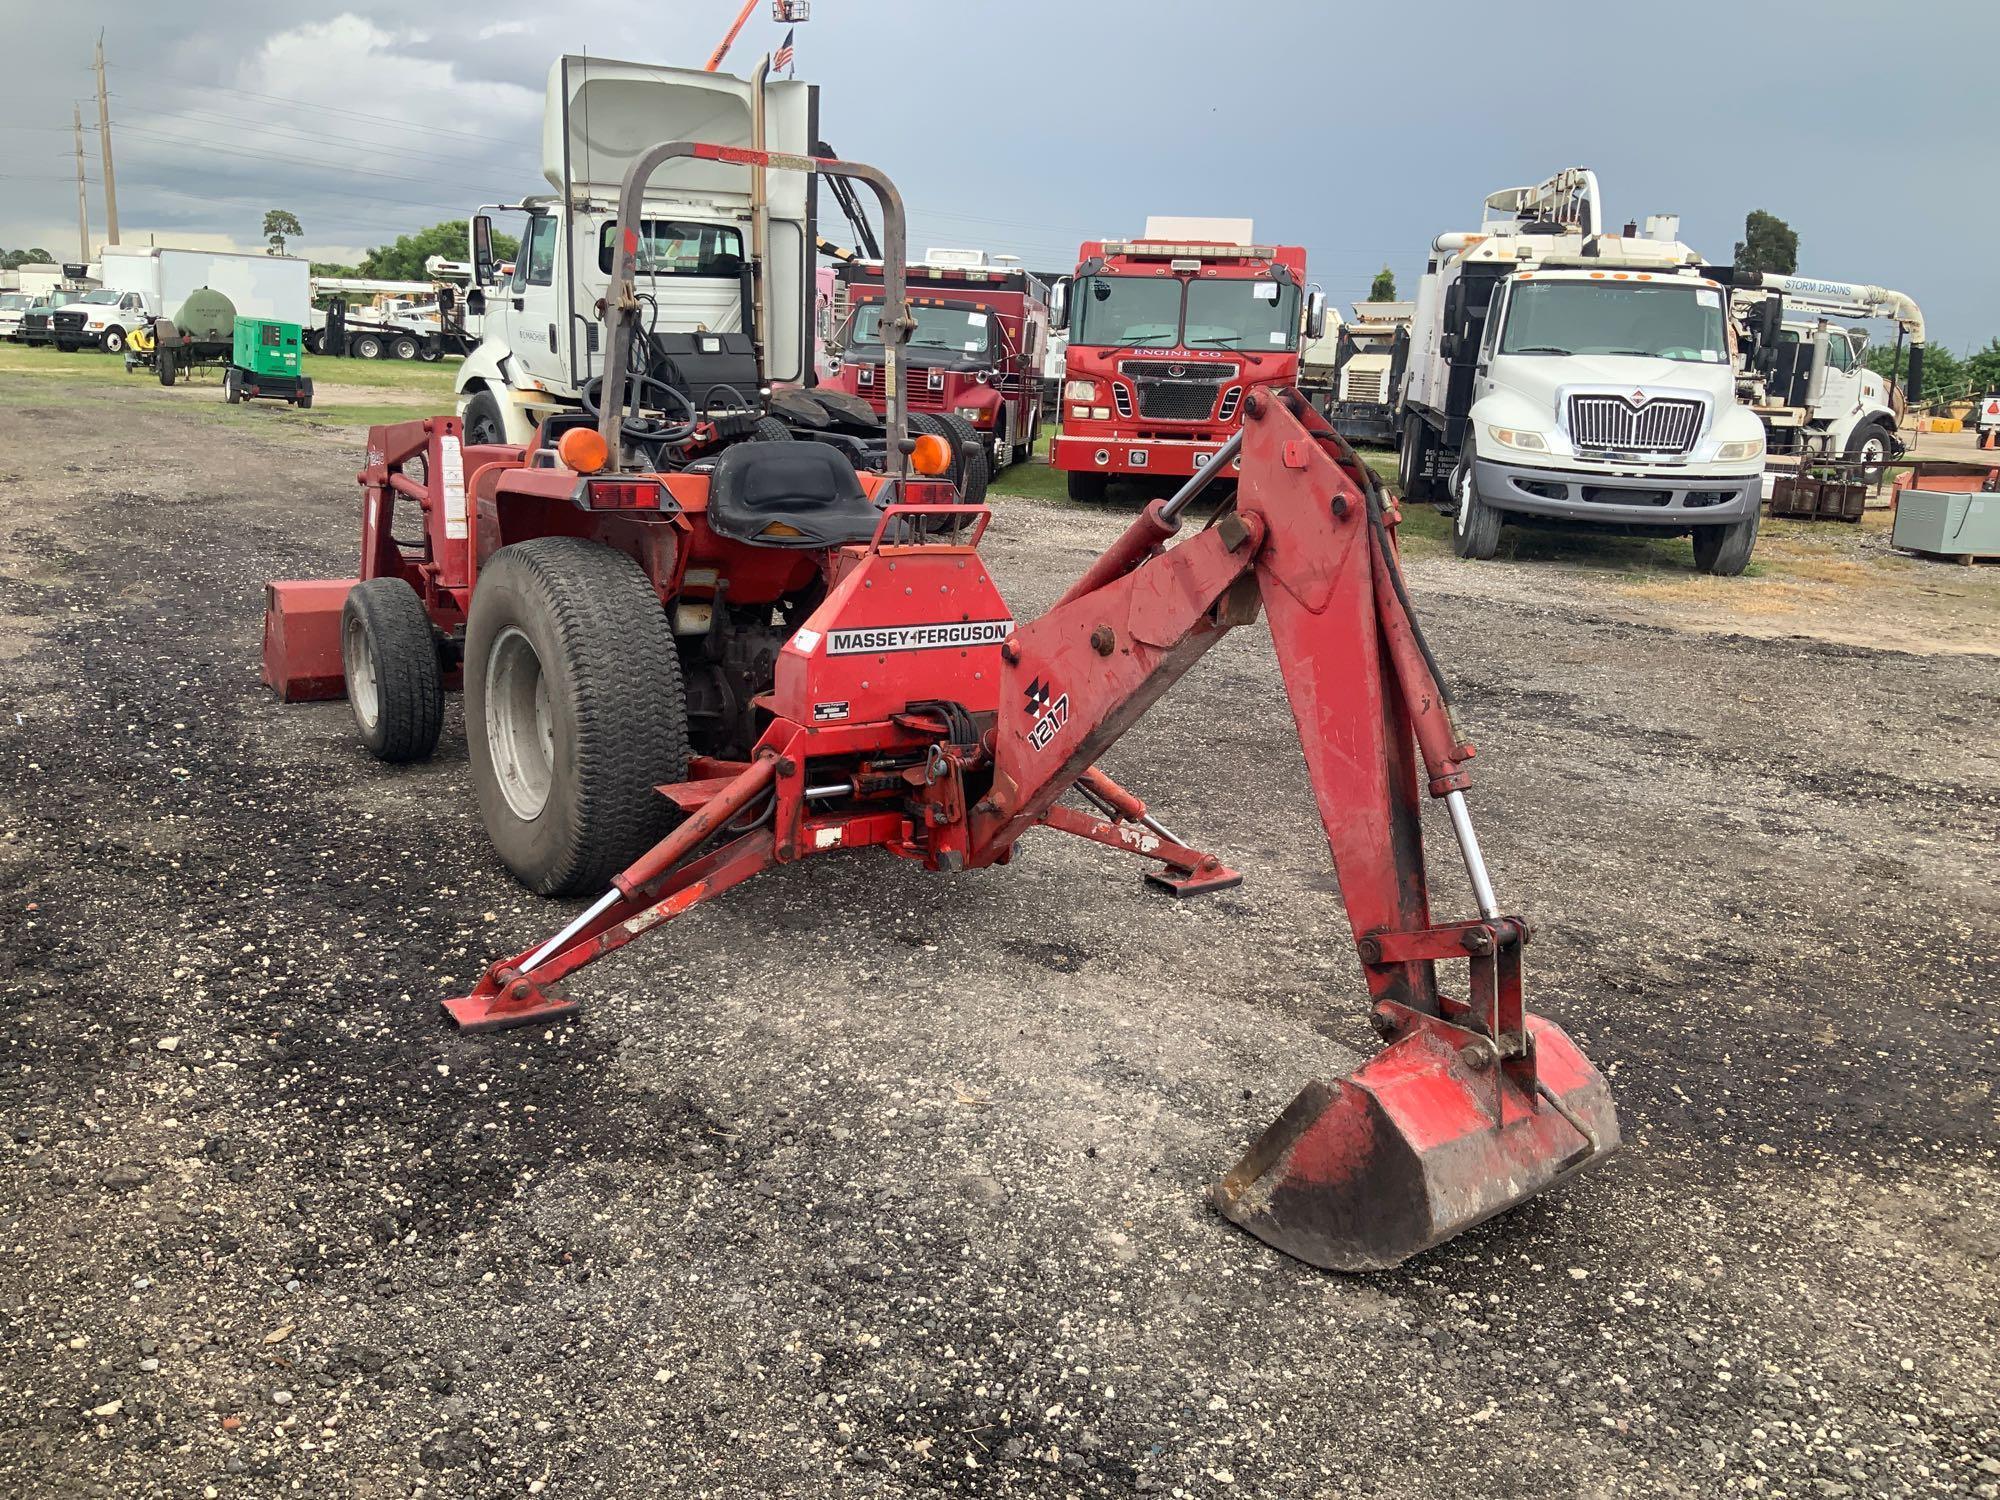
[{"x1": 557, "y1": 426, "x2": 610, "y2": 475}]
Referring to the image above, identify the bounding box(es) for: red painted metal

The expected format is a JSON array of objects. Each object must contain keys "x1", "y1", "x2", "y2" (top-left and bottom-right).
[
  {"x1": 259, "y1": 578, "x2": 357, "y2": 701},
  {"x1": 438, "y1": 384, "x2": 1618, "y2": 1271},
  {"x1": 1052, "y1": 237, "x2": 1310, "y2": 485}
]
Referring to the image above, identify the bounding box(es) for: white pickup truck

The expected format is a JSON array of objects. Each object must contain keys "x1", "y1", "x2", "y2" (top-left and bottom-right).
[{"x1": 1398, "y1": 169, "x2": 1770, "y2": 575}]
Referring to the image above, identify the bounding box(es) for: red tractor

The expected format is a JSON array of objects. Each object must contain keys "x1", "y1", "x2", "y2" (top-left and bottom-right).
[{"x1": 263, "y1": 145, "x2": 1618, "y2": 1273}]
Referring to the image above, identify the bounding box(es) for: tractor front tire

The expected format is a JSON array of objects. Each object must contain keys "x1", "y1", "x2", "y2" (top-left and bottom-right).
[
  {"x1": 341, "y1": 577, "x2": 444, "y2": 763},
  {"x1": 157, "y1": 349, "x2": 177, "y2": 386},
  {"x1": 462, "y1": 389, "x2": 508, "y2": 447},
  {"x1": 465, "y1": 539, "x2": 688, "y2": 897}
]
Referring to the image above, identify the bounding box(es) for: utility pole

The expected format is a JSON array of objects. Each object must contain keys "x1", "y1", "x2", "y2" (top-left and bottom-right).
[
  {"x1": 73, "y1": 103, "x2": 90, "y2": 263},
  {"x1": 94, "y1": 31, "x2": 118, "y2": 244}
]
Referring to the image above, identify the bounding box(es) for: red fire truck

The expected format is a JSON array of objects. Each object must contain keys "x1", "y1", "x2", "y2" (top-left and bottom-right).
[
  {"x1": 821, "y1": 251, "x2": 1051, "y2": 472},
  {"x1": 1050, "y1": 219, "x2": 1323, "y2": 501}
]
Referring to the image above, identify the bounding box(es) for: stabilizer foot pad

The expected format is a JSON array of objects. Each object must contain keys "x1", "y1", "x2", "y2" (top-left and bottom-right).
[
  {"x1": 1145, "y1": 865, "x2": 1244, "y2": 898},
  {"x1": 441, "y1": 992, "x2": 581, "y2": 1034}
]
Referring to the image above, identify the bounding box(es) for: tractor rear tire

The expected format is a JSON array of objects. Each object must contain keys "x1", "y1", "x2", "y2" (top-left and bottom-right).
[
  {"x1": 1692, "y1": 509, "x2": 1760, "y2": 576},
  {"x1": 341, "y1": 577, "x2": 444, "y2": 763},
  {"x1": 1066, "y1": 470, "x2": 1109, "y2": 503},
  {"x1": 465, "y1": 538, "x2": 688, "y2": 897}
]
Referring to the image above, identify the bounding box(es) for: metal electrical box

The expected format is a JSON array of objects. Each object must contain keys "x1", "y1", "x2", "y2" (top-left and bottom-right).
[
  {"x1": 1894, "y1": 486, "x2": 2000, "y2": 561},
  {"x1": 233, "y1": 316, "x2": 303, "y2": 378}
]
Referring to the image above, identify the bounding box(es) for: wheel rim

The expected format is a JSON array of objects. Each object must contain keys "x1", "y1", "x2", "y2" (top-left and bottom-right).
[
  {"x1": 344, "y1": 616, "x2": 380, "y2": 731},
  {"x1": 1861, "y1": 437, "x2": 1885, "y2": 463},
  {"x1": 105, "y1": 333, "x2": 123, "y2": 352},
  {"x1": 1454, "y1": 459, "x2": 1473, "y2": 533},
  {"x1": 486, "y1": 626, "x2": 555, "y2": 821}
]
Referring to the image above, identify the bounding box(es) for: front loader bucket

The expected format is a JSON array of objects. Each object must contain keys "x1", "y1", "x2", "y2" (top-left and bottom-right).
[
  {"x1": 261, "y1": 578, "x2": 356, "y2": 702},
  {"x1": 1214, "y1": 1013, "x2": 1619, "y2": 1272}
]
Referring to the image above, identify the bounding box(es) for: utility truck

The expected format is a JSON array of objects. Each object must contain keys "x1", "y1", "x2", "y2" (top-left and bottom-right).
[
  {"x1": 1397, "y1": 169, "x2": 1769, "y2": 574},
  {"x1": 1725, "y1": 273, "x2": 1921, "y2": 471},
  {"x1": 1050, "y1": 218, "x2": 1325, "y2": 501},
  {"x1": 61, "y1": 245, "x2": 311, "y2": 356},
  {"x1": 453, "y1": 55, "x2": 818, "y2": 448},
  {"x1": 820, "y1": 248, "x2": 1050, "y2": 471},
  {"x1": 1302, "y1": 300, "x2": 1412, "y2": 445}
]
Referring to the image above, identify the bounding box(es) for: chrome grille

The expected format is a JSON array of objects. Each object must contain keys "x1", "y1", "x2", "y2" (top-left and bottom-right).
[{"x1": 1568, "y1": 394, "x2": 1702, "y2": 455}]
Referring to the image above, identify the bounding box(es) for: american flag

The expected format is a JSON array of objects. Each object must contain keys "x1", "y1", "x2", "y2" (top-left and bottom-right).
[{"x1": 773, "y1": 27, "x2": 795, "y2": 74}]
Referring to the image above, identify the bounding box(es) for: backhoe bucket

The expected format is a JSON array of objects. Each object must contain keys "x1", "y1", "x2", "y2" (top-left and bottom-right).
[{"x1": 1214, "y1": 1013, "x2": 1618, "y2": 1271}]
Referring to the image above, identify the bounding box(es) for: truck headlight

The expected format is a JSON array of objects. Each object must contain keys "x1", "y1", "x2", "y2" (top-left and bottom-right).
[
  {"x1": 1063, "y1": 379, "x2": 1099, "y2": 401},
  {"x1": 955, "y1": 405, "x2": 989, "y2": 426},
  {"x1": 1486, "y1": 425, "x2": 1549, "y2": 452},
  {"x1": 1715, "y1": 437, "x2": 1765, "y2": 461}
]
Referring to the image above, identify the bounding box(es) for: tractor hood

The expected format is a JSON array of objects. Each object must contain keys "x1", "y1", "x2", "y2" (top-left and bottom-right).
[{"x1": 542, "y1": 55, "x2": 813, "y2": 222}]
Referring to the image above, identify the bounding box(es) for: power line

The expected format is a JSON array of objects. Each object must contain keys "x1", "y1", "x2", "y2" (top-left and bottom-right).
[{"x1": 114, "y1": 123, "x2": 519, "y2": 197}]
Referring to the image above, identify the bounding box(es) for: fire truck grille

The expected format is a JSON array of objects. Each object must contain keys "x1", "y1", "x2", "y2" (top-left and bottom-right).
[
  {"x1": 1568, "y1": 394, "x2": 1703, "y2": 455},
  {"x1": 1120, "y1": 360, "x2": 1238, "y2": 422},
  {"x1": 904, "y1": 366, "x2": 947, "y2": 411}
]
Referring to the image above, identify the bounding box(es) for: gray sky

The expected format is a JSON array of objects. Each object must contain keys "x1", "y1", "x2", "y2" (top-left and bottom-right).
[{"x1": 5, "y1": 1, "x2": 1995, "y2": 347}]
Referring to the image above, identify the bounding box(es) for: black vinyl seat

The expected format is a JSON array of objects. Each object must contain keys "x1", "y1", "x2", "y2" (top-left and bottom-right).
[{"x1": 706, "y1": 440, "x2": 885, "y2": 549}]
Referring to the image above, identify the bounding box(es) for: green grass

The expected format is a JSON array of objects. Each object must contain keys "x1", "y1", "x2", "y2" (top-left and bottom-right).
[{"x1": 0, "y1": 340, "x2": 455, "y2": 397}]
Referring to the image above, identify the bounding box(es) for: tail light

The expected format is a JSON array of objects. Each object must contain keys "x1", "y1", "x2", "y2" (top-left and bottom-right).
[{"x1": 575, "y1": 477, "x2": 666, "y2": 511}]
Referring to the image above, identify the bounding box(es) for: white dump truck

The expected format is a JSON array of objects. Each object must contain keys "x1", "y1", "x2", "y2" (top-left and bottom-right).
[
  {"x1": 453, "y1": 55, "x2": 816, "y2": 447},
  {"x1": 1726, "y1": 273, "x2": 1921, "y2": 471},
  {"x1": 1397, "y1": 169, "x2": 1770, "y2": 575}
]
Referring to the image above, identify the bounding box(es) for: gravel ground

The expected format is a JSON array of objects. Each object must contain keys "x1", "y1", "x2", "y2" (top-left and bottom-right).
[{"x1": 0, "y1": 391, "x2": 1995, "y2": 1498}]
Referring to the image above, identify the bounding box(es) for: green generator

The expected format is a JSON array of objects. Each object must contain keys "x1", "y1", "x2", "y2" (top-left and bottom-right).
[{"x1": 225, "y1": 316, "x2": 314, "y2": 408}]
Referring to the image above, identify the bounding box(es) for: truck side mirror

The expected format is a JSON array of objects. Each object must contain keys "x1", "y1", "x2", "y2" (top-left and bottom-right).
[
  {"x1": 1048, "y1": 277, "x2": 1070, "y2": 331},
  {"x1": 466, "y1": 289, "x2": 486, "y2": 318},
  {"x1": 471, "y1": 216, "x2": 496, "y2": 287},
  {"x1": 1305, "y1": 290, "x2": 1328, "y2": 341}
]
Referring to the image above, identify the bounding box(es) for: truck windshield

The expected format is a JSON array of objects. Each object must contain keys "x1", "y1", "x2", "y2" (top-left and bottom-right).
[
  {"x1": 1499, "y1": 281, "x2": 1727, "y2": 362},
  {"x1": 77, "y1": 289, "x2": 121, "y2": 304},
  {"x1": 846, "y1": 302, "x2": 994, "y2": 356},
  {"x1": 1070, "y1": 276, "x2": 1182, "y2": 348},
  {"x1": 0, "y1": 295, "x2": 24, "y2": 310},
  {"x1": 598, "y1": 220, "x2": 746, "y2": 277},
  {"x1": 1185, "y1": 278, "x2": 1301, "y2": 351}
]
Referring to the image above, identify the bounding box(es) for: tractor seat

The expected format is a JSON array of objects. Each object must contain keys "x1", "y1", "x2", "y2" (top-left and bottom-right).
[{"x1": 705, "y1": 440, "x2": 885, "y2": 549}]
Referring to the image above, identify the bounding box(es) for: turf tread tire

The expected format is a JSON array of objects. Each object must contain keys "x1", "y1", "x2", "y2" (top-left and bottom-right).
[
  {"x1": 342, "y1": 577, "x2": 444, "y2": 763},
  {"x1": 465, "y1": 538, "x2": 688, "y2": 897}
]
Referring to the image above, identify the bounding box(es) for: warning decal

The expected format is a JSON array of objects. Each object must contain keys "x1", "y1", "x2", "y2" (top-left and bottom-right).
[{"x1": 825, "y1": 619, "x2": 1014, "y2": 656}]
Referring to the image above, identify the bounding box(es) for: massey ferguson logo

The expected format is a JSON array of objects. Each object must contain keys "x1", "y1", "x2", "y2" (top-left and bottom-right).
[
  {"x1": 825, "y1": 619, "x2": 1014, "y2": 655},
  {"x1": 1024, "y1": 677, "x2": 1070, "y2": 751}
]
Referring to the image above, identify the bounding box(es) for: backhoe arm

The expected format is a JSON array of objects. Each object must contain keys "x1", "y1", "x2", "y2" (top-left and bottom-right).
[{"x1": 972, "y1": 389, "x2": 1619, "y2": 1270}]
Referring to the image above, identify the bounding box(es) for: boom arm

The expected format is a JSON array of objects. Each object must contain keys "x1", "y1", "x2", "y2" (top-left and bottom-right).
[{"x1": 969, "y1": 391, "x2": 1480, "y2": 1018}]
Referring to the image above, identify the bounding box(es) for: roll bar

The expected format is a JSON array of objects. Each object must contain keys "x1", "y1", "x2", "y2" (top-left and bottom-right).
[{"x1": 597, "y1": 141, "x2": 915, "y2": 479}]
